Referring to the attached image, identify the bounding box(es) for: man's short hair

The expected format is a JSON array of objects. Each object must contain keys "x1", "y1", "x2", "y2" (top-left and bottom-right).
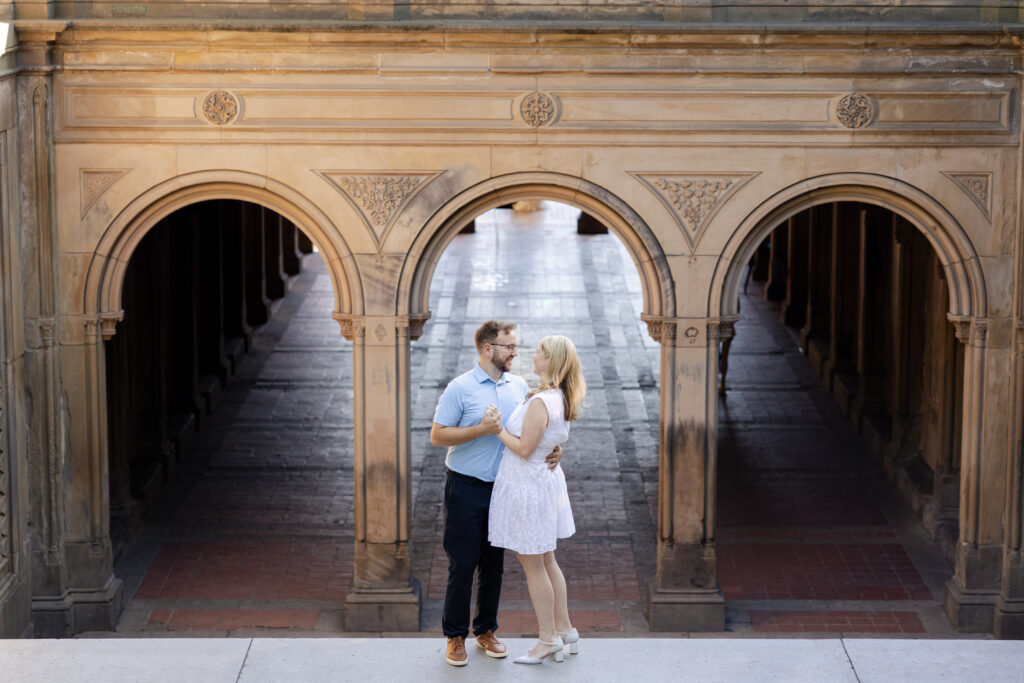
[{"x1": 475, "y1": 319, "x2": 517, "y2": 353}]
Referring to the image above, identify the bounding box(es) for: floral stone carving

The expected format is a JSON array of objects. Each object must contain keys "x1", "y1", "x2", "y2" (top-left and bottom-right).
[
  {"x1": 316, "y1": 171, "x2": 443, "y2": 247},
  {"x1": 836, "y1": 93, "x2": 875, "y2": 129},
  {"x1": 520, "y1": 92, "x2": 559, "y2": 128},
  {"x1": 202, "y1": 90, "x2": 240, "y2": 125}
]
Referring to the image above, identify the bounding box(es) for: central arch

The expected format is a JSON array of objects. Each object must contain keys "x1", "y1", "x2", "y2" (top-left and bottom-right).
[{"x1": 398, "y1": 172, "x2": 674, "y2": 322}]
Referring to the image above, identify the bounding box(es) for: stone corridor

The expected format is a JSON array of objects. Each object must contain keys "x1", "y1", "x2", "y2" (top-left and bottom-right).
[{"x1": 108, "y1": 203, "x2": 958, "y2": 637}]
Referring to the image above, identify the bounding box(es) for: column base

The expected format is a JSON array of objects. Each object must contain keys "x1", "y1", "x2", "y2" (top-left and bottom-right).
[
  {"x1": 944, "y1": 579, "x2": 997, "y2": 633},
  {"x1": 995, "y1": 598, "x2": 1024, "y2": 639},
  {"x1": 31, "y1": 576, "x2": 124, "y2": 636},
  {"x1": 647, "y1": 588, "x2": 725, "y2": 632},
  {"x1": 344, "y1": 579, "x2": 421, "y2": 632}
]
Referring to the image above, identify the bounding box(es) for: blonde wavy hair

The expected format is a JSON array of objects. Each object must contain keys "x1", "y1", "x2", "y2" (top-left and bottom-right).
[{"x1": 528, "y1": 335, "x2": 586, "y2": 422}]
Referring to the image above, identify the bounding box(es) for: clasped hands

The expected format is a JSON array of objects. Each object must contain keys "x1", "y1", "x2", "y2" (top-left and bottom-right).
[{"x1": 482, "y1": 404, "x2": 562, "y2": 470}]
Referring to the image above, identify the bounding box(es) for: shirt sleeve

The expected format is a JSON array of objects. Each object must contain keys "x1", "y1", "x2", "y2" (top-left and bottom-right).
[{"x1": 433, "y1": 381, "x2": 464, "y2": 427}]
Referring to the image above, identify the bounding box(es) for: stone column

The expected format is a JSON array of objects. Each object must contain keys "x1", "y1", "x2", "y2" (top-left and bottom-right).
[
  {"x1": 803, "y1": 204, "x2": 834, "y2": 374},
  {"x1": 645, "y1": 316, "x2": 726, "y2": 632},
  {"x1": 944, "y1": 316, "x2": 1011, "y2": 632},
  {"x1": 337, "y1": 312, "x2": 427, "y2": 631},
  {"x1": 823, "y1": 204, "x2": 861, "y2": 402},
  {"x1": 996, "y1": 320, "x2": 1024, "y2": 638},
  {"x1": 243, "y1": 203, "x2": 270, "y2": 326},
  {"x1": 281, "y1": 220, "x2": 303, "y2": 276},
  {"x1": 782, "y1": 212, "x2": 810, "y2": 328},
  {"x1": 852, "y1": 208, "x2": 891, "y2": 429},
  {"x1": 764, "y1": 224, "x2": 788, "y2": 302},
  {"x1": 297, "y1": 229, "x2": 315, "y2": 255},
  {"x1": 221, "y1": 201, "x2": 252, "y2": 361},
  {"x1": 263, "y1": 209, "x2": 287, "y2": 300},
  {"x1": 196, "y1": 202, "x2": 230, "y2": 392}
]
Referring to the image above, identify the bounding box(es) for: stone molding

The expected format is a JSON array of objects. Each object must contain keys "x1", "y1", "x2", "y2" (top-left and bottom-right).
[
  {"x1": 80, "y1": 169, "x2": 129, "y2": 218},
  {"x1": 942, "y1": 172, "x2": 992, "y2": 222},
  {"x1": 316, "y1": 171, "x2": 443, "y2": 249},
  {"x1": 834, "y1": 92, "x2": 876, "y2": 129},
  {"x1": 632, "y1": 173, "x2": 758, "y2": 252},
  {"x1": 332, "y1": 314, "x2": 430, "y2": 341},
  {"x1": 333, "y1": 313, "x2": 366, "y2": 341}
]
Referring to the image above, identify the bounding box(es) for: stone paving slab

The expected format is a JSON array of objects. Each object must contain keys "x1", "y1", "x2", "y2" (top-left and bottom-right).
[{"x1": 4, "y1": 638, "x2": 1023, "y2": 683}]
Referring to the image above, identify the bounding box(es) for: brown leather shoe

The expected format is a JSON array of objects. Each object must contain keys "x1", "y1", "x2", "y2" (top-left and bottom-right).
[
  {"x1": 446, "y1": 636, "x2": 468, "y2": 666},
  {"x1": 475, "y1": 630, "x2": 508, "y2": 658}
]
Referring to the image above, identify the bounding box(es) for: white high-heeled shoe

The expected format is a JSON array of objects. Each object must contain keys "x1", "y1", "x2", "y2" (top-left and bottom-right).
[
  {"x1": 513, "y1": 637, "x2": 564, "y2": 664},
  {"x1": 558, "y1": 628, "x2": 580, "y2": 654}
]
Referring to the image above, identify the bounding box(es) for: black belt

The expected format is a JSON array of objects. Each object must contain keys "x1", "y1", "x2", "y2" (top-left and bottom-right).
[{"x1": 446, "y1": 468, "x2": 494, "y2": 488}]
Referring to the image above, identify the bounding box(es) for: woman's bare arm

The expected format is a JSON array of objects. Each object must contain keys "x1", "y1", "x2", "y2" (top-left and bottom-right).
[{"x1": 498, "y1": 398, "x2": 549, "y2": 459}]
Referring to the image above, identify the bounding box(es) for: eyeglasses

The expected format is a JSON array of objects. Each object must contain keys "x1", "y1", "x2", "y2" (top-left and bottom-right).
[{"x1": 488, "y1": 342, "x2": 518, "y2": 352}]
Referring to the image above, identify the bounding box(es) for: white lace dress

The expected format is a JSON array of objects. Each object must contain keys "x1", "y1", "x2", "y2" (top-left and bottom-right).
[{"x1": 488, "y1": 388, "x2": 575, "y2": 554}]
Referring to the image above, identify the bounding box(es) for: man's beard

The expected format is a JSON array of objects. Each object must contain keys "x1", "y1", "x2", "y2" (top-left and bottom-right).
[{"x1": 490, "y1": 354, "x2": 512, "y2": 375}]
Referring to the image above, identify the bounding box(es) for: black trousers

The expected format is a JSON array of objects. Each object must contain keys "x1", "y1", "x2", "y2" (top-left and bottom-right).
[{"x1": 441, "y1": 469, "x2": 505, "y2": 638}]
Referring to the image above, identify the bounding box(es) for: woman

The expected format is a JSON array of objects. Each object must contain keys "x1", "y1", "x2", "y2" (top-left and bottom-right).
[{"x1": 488, "y1": 335, "x2": 586, "y2": 665}]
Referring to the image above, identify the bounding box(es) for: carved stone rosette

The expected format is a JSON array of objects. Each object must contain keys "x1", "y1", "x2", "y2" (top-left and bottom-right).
[
  {"x1": 835, "y1": 93, "x2": 875, "y2": 129},
  {"x1": 518, "y1": 91, "x2": 560, "y2": 128},
  {"x1": 202, "y1": 90, "x2": 240, "y2": 125}
]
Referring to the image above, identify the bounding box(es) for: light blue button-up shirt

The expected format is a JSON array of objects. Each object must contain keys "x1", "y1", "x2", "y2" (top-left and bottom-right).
[{"x1": 433, "y1": 363, "x2": 529, "y2": 482}]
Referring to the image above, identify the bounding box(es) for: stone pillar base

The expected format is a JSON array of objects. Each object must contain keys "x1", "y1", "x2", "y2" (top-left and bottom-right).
[
  {"x1": 343, "y1": 580, "x2": 421, "y2": 632},
  {"x1": 647, "y1": 588, "x2": 725, "y2": 632},
  {"x1": 31, "y1": 576, "x2": 124, "y2": 637},
  {"x1": 944, "y1": 579, "x2": 997, "y2": 633},
  {"x1": 995, "y1": 598, "x2": 1024, "y2": 639}
]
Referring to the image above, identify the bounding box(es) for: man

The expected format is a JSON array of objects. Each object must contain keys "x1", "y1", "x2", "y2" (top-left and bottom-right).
[{"x1": 431, "y1": 319, "x2": 561, "y2": 667}]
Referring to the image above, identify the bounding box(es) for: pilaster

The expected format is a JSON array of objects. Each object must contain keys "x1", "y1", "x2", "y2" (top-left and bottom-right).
[
  {"x1": 996, "y1": 320, "x2": 1024, "y2": 639},
  {"x1": 644, "y1": 315, "x2": 726, "y2": 632},
  {"x1": 943, "y1": 315, "x2": 1004, "y2": 633},
  {"x1": 335, "y1": 312, "x2": 428, "y2": 631}
]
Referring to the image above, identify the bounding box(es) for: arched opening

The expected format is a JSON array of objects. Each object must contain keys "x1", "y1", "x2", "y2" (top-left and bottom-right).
[
  {"x1": 404, "y1": 176, "x2": 672, "y2": 634},
  {"x1": 712, "y1": 180, "x2": 981, "y2": 636},
  {"x1": 89, "y1": 182, "x2": 361, "y2": 634}
]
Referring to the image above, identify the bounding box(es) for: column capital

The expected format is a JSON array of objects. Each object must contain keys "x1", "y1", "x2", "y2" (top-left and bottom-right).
[
  {"x1": 642, "y1": 315, "x2": 739, "y2": 346},
  {"x1": 395, "y1": 313, "x2": 431, "y2": 341},
  {"x1": 333, "y1": 312, "x2": 366, "y2": 341},
  {"x1": 948, "y1": 314, "x2": 989, "y2": 347}
]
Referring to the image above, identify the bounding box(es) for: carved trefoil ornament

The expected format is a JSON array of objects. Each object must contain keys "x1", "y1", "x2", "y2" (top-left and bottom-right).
[
  {"x1": 201, "y1": 90, "x2": 240, "y2": 125},
  {"x1": 80, "y1": 169, "x2": 129, "y2": 217},
  {"x1": 518, "y1": 91, "x2": 560, "y2": 128},
  {"x1": 631, "y1": 172, "x2": 759, "y2": 252},
  {"x1": 316, "y1": 171, "x2": 442, "y2": 248},
  {"x1": 942, "y1": 172, "x2": 992, "y2": 222},
  {"x1": 835, "y1": 92, "x2": 876, "y2": 129}
]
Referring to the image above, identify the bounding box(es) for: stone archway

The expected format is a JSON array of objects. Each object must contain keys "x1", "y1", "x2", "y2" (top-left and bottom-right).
[
  {"x1": 388, "y1": 173, "x2": 726, "y2": 631},
  {"x1": 68, "y1": 172, "x2": 362, "y2": 629},
  {"x1": 709, "y1": 173, "x2": 995, "y2": 632}
]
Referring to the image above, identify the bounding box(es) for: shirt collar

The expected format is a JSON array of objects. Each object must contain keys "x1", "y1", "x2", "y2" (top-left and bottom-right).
[{"x1": 473, "y1": 362, "x2": 508, "y2": 385}]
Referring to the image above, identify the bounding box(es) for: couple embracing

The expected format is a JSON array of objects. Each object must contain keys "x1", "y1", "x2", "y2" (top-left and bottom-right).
[{"x1": 430, "y1": 320, "x2": 586, "y2": 666}]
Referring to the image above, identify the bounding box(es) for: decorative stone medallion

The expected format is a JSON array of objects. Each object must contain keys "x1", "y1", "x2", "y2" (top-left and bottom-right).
[
  {"x1": 835, "y1": 93, "x2": 875, "y2": 129},
  {"x1": 316, "y1": 171, "x2": 443, "y2": 248},
  {"x1": 202, "y1": 90, "x2": 240, "y2": 125},
  {"x1": 631, "y1": 172, "x2": 759, "y2": 252},
  {"x1": 519, "y1": 91, "x2": 560, "y2": 128},
  {"x1": 942, "y1": 172, "x2": 992, "y2": 222}
]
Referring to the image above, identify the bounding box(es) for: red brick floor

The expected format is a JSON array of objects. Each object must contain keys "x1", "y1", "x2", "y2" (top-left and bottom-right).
[
  {"x1": 748, "y1": 610, "x2": 926, "y2": 634},
  {"x1": 112, "y1": 205, "x2": 955, "y2": 636}
]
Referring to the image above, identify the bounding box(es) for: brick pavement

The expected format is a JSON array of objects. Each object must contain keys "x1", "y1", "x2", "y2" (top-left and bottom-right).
[{"x1": 110, "y1": 202, "x2": 960, "y2": 638}]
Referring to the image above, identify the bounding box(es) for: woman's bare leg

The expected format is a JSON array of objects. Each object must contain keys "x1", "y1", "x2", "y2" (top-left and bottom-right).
[
  {"x1": 543, "y1": 551, "x2": 573, "y2": 632},
  {"x1": 517, "y1": 552, "x2": 557, "y2": 657}
]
